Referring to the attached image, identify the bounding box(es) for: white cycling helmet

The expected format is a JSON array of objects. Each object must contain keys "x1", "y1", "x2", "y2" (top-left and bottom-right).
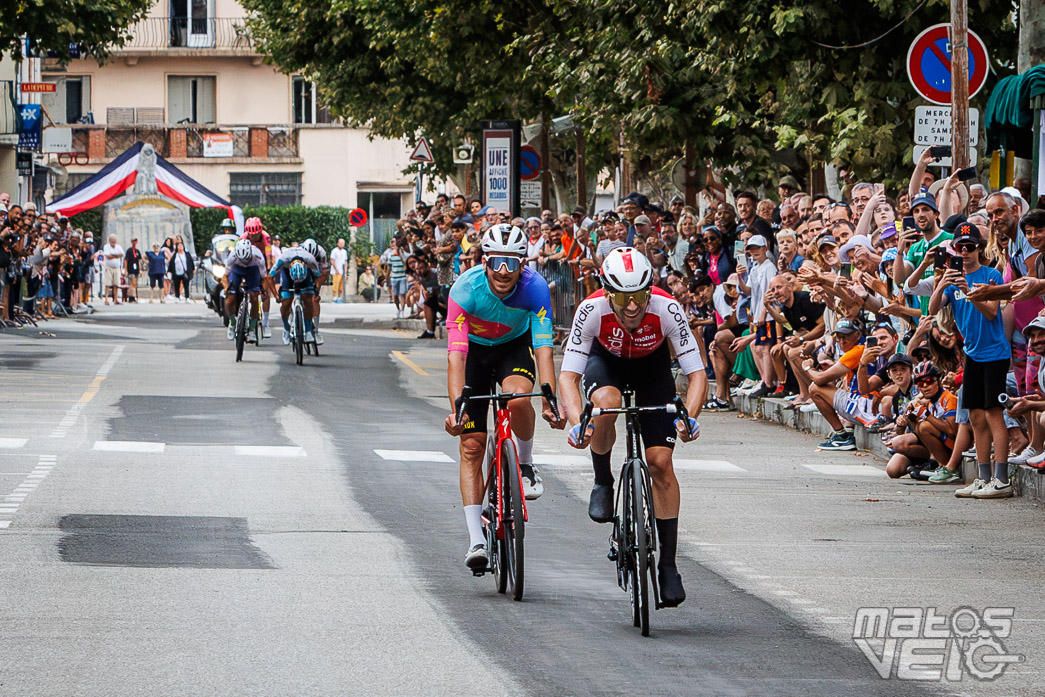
[
  {"x1": 301, "y1": 238, "x2": 319, "y2": 258},
  {"x1": 234, "y1": 238, "x2": 253, "y2": 262},
  {"x1": 480, "y1": 223, "x2": 527, "y2": 256},
  {"x1": 601, "y1": 247, "x2": 653, "y2": 292}
]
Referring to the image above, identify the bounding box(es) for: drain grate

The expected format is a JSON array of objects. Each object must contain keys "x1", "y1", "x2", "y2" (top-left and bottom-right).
[{"x1": 58, "y1": 514, "x2": 275, "y2": 569}]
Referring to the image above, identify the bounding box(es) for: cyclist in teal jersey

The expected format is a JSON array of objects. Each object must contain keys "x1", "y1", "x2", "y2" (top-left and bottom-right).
[{"x1": 444, "y1": 223, "x2": 566, "y2": 570}]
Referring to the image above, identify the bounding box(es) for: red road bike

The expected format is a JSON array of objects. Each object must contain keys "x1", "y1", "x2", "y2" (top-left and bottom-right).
[{"x1": 455, "y1": 383, "x2": 558, "y2": 601}]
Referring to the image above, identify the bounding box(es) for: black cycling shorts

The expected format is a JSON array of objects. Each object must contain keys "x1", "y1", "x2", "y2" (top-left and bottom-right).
[
  {"x1": 462, "y1": 334, "x2": 537, "y2": 434},
  {"x1": 581, "y1": 342, "x2": 678, "y2": 450}
]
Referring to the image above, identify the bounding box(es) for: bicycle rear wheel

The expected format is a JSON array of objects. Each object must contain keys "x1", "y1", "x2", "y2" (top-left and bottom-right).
[
  {"x1": 293, "y1": 306, "x2": 305, "y2": 365},
  {"x1": 484, "y1": 436, "x2": 506, "y2": 594},
  {"x1": 500, "y1": 439, "x2": 525, "y2": 601},
  {"x1": 629, "y1": 460, "x2": 651, "y2": 636}
]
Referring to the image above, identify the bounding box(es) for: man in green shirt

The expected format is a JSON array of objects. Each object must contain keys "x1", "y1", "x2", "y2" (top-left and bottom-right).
[{"x1": 891, "y1": 189, "x2": 951, "y2": 314}]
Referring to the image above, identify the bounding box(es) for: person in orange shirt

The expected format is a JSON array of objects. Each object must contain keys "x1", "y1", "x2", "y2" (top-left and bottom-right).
[
  {"x1": 885, "y1": 362, "x2": 958, "y2": 478},
  {"x1": 801, "y1": 318, "x2": 871, "y2": 451}
]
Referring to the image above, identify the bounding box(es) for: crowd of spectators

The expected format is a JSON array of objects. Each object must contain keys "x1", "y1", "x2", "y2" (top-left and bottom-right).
[
  {"x1": 378, "y1": 151, "x2": 1045, "y2": 500},
  {"x1": 0, "y1": 198, "x2": 100, "y2": 325}
]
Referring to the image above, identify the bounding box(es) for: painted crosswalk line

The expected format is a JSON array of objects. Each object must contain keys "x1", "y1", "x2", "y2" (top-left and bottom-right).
[
  {"x1": 803, "y1": 464, "x2": 886, "y2": 477},
  {"x1": 533, "y1": 454, "x2": 745, "y2": 473},
  {"x1": 94, "y1": 441, "x2": 166, "y2": 453},
  {"x1": 0, "y1": 438, "x2": 27, "y2": 449},
  {"x1": 374, "y1": 449, "x2": 454, "y2": 463}
]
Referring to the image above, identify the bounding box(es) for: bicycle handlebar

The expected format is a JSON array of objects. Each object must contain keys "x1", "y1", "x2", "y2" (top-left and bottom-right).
[
  {"x1": 454, "y1": 383, "x2": 560, "y2": 425},
  {"x1": 577, "y1": 395, "x2": 689, "y2": 438}
]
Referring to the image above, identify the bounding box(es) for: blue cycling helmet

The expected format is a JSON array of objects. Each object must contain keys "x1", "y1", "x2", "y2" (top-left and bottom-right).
[{"x1": 289, "y1": 260, "x2": 308, "y2": 283}]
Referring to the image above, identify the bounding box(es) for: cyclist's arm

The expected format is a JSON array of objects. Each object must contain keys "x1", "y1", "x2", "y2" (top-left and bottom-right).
[
  {"x1": 664, "y1": 300, "x2": 708, "y2": 418},
  {"x1": 558, "y1": 299, "x2": 599, "y2": 425},
  {"x1": 269, "y1": 258, "x2": 284, "y2": 276}
]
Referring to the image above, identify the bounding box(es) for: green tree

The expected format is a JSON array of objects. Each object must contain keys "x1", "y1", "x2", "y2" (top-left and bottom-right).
[{"x1": 3, "y1": 0, "x2": 152, "y2": 62}]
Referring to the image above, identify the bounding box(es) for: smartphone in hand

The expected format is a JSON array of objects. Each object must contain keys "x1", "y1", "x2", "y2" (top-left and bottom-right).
[
  {"x1": 949, "y1": 255, "x2": 964, "y2": 272},
  {"x1": 929, "y1": 145, "x2": 952, "y2": 160},
  {"x1": 956, "y1": 166, "x2": 977, "y2": 182}
]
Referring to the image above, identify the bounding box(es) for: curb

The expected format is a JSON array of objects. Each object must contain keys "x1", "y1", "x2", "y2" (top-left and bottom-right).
[{"x1": 732, "y1": 393, "x2": 1045, "y2": 501}]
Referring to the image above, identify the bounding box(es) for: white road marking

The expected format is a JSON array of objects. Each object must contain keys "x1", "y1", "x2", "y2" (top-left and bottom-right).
[
  {"x1": 234, "y1": 445, "x2": 307, "y2": 458},
  {"x1": 674, "y1": 459, "x2": 747, "y2": 473},
  {"x1": 49, "y1": 346, "x2": 124, "y2": 439},
  {"x1": 373, "y1": 449, "x2": 454, "y2": 463},
  {"x1": 532, "y1": 454, "x2": 747, "y2": 473},
  {"x1": 0, "y1": 438, "x2": 27, "y2": 449},
  {"x1": 0, "y1": 456, "x2": 55, "y2": 532},
  {"x1": 93, "y1": 440, "x2": 166, "y2": 453},
  {"x1": 803, "y1": 464, "x2": 887, "y2": 477}
]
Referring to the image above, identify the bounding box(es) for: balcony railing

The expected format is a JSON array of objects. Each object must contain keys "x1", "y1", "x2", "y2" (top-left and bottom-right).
[
  {"x1": 67, "y1": 124, "x2": 300, "y2": 162},
  {"x1": 114, "y1": 17, "x2": 255, "y2": 52}
]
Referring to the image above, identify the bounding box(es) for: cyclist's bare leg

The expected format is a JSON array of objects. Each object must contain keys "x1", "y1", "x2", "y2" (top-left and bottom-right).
[
  {"x1": 458, "y1": 432, "x2": 486, "y2": 506},
  {"x1": 501, "y1": 375, "x2": 536, "y2": 441},
  {"x1": 261, "y1": 289, "x2": 271, "y2": 329},
  {"x1": 589, "y1": 386, "x2": 622, "y2": 455},
  {"x1": 279, "y1": 297, "x2": 292, "y2": 329},
  {"x1": 248, "y1": 291, "x2": 260, "y2": 320},
  {"x1": 225, "y1": 290, "x2": 241, "y2": 318},
  {"x1": 645, "y1": 446, "x2": 679, "y2": 517}
]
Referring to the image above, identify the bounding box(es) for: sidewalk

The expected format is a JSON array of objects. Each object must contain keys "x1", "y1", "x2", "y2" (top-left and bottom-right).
[{"x1": 59, "y1": 295, "x2": 409, "y2": 327}]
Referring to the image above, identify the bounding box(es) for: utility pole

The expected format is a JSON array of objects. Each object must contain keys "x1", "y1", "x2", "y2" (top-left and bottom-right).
[
  {"x1": 950, "y1": 0, "x2": 970, "y2": 171},
  {"x1": 540, "y1": 113, "x2": 551, "y2": 211}
]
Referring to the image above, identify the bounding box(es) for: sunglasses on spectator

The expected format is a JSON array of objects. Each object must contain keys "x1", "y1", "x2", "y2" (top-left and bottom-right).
[
  {"x1": 828, "y1": 202, "x2": 848, "y2": 210},
  {"x1": 955, "y1": 243, "x2": 978, "y2": 253},
  {"x1": 486, "y1": 255, "x2": 522, "y2": 273},
  {"x1": 916, "y1": 377, "x2": 938, "y2": 387},
  {"x1": 607, "y1": 288, "x2": 651, "y2": 308}
]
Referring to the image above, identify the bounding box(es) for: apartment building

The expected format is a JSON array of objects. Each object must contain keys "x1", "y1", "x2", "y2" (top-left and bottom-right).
[{"x1": 41, "y1": 0, "x2": 417, "y2": 228}]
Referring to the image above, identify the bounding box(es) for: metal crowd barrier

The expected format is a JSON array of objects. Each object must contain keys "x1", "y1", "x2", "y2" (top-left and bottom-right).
[{"x1": 541, "y1": 261, "x2": 590, "y2": 332}]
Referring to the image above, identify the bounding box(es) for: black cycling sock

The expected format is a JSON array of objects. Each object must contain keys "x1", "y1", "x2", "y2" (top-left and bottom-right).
[
  {"x1": 591, "y1": 449, "x2": 613, "y2": 486},
  {"x1": 656, "y1": 517, "x2": 679, "y2": 569}
]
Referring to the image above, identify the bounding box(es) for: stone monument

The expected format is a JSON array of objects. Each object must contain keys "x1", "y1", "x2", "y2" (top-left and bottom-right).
[{"x1": 103, "y1": 144, "x2": 195, "y2": 255}]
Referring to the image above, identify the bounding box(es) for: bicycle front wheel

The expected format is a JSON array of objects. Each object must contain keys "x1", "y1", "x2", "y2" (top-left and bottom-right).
[
  {"x1": 235, "y1": 300, "x2": 247, "y2": 362},
  {"x1": 500, "y1": 439, "x2": 525, "y2": 601},
  {"x1": 293, "y1": 306, "x2": 305, "y2": 365},
  {"x1": 629, "y1": 460, "x2": 652, "y2": 636}
]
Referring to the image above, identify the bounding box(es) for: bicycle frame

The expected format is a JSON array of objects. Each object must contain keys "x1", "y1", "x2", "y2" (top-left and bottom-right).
[{"x1": 489, "y1": 401, "x2": 527, "y2": 532}]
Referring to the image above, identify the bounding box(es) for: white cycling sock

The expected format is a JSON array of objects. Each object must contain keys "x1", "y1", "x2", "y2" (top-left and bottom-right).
[
  {"x1": 262, "y1": 311, "x2": 270, "y2": 328},
  {"x1": 514, "y1": 435, "x2": 533, "y2": 464},
  {"x1": 464, "y1": 505, "x2": 485, "y2": 548}
]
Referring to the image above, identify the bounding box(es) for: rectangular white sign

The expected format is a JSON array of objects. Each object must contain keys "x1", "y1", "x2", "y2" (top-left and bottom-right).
[
  {"x1": 520, "y1": 179, "x2": 541, "y2": 208},
  {"x1": 484, "y1": 135, "x2": 512, "y2": 210},
  {"x1": 914, "y1": 106, "x2": 980, "y2": 146},
  {"x1": 42, "y1": 127, "x2": 74, "y2": 153},
  {"x1": 203, "y1": 132, "x2": 234, "y2": 158},
  {"x1": 912, "y1": 144, "x2": 978, "y2": 168}
]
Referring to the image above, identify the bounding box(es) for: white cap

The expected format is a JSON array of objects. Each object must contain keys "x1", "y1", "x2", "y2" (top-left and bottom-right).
[
  {"x1": 745, "y1": 234, "x2": 768, "y2": 248},
  {"x1": 839, "y1": 234, "x2": 875, "y2": 263},
  {"x1": 1001, "y1": 187, "x2": 1030, "y2": 216}
]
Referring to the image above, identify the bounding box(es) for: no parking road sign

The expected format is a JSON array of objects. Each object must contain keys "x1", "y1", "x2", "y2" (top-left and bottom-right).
[
  {"x1": 349, "y1": 208, "x2": 368, "y2": 227},
  {"x1": 907, "y1": 24, "x2": 988, "y2": 105}
]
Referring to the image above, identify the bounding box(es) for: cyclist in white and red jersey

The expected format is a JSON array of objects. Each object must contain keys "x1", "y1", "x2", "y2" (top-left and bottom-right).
[
  {"x1": 558, "y1": 247, "x2": 708, "y2": 608},
  {"x1": 241, "y1": 216, "x2": 273, "y2": 338}
]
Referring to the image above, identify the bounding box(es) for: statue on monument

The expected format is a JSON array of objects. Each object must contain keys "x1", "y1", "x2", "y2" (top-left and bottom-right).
[{"x1": 133, "y1": 144, "x2": 158, "y2": 195}]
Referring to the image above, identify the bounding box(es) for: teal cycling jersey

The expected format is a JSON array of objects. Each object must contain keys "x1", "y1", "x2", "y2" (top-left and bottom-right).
[{"x1": 447, "y1": 265, "x2": 554, "y2": 353}]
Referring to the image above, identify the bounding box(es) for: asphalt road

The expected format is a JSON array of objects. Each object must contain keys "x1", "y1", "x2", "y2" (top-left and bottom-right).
[{"x1": 1, "y1": 310, "x2": 1043, "y2": 696}]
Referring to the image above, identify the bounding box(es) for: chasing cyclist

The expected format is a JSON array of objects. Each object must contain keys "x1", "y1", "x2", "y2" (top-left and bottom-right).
[
  {"x1": 241, "y1": 216, "x2": 274, "y2": 339},
  {"x1": 444, "y1": 223, "x2": 566, "y2": 571},
  {"x1": 225, "y1": 239, "x2": 276, "y2": 340},
  {"x1": 301, "y1": 238, "x2": 328, "y2": 346},
  {"x1": 269, "y1": 245, "x2": 321, "y2": 345},
  {"x1": 558, "y1": 247, "x2": 708, "y2": 607}
]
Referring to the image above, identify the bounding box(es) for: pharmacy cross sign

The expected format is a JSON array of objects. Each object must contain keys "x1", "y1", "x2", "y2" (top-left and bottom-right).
[{"x1": 906, "y1": 24, "x2": 989, "y2": 106}]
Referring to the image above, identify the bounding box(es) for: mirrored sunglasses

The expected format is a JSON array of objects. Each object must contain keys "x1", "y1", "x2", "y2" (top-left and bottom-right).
[
  {"x1": 607, "y1": 288, "x2": 651, "y2": 307},
  {"x1": 486, "y1": 255, "x2": 522, "y2": 273}
]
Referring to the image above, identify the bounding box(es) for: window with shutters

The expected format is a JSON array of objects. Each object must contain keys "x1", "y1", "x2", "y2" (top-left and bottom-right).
[
  {"x1": 167, "y1": 75, "x2": 216, "y2": 124},
  {"x1": 230, "y1": 172, "x2": 302, "y2": 207}
]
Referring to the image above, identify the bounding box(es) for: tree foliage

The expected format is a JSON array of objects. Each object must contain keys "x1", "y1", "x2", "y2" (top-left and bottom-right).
[
  {"x1": 245, "y1": 0, "x2": 1018, "y2": 194},
  {"x1": 3, "y1": 0, "x2": 152, "y2": 63}
]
